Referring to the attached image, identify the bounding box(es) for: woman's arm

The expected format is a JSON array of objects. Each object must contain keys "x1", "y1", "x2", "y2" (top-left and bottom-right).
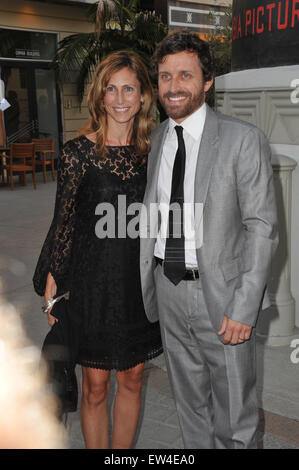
[{"x1": 33, "y1": 140, "x2": 83, "y2": 300}]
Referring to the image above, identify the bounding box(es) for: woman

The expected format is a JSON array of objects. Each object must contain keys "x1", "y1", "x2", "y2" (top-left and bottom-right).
[{"x1": 33, "y1": 51, "x2": 163, "y2": 449}]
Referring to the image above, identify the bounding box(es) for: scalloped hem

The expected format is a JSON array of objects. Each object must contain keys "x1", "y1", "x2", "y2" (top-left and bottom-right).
[{"x1": 76, "y1": 347, "x2": 163, "y2": 372}]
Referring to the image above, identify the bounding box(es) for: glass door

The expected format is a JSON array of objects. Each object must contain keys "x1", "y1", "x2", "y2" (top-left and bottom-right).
[
  {"x1": 0, "y1": 62, "x2": 62, "y2": 155},
  {"x1": 35, "y1": 68, "x2": 60, "y2": 155},
  {"x1": 0, "y1": 65, "x2": 33, "y2": 143}
]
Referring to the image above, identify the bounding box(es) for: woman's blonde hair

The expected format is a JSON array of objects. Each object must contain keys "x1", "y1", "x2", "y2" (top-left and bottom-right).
[{"x1": 80, "y1": 50, "x2": 154, "y2": 157}]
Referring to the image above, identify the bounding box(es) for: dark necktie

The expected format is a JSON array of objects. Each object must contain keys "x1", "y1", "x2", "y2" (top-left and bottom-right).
[{"x1": 163, "y1": 125, "x2": 186, "y2": 285}]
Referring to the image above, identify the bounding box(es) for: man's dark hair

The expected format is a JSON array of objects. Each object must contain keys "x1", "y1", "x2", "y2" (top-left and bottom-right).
[{"x1": 152, "y1": 30, "x2": 215, "y2": 82}]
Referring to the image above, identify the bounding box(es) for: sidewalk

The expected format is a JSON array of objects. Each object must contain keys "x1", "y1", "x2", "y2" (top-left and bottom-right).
[{"x1": 0, "y1": 174, "x2": 299, "y2": 449}]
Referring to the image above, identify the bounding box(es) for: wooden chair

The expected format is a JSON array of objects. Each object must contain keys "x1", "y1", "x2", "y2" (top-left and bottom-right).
[
  {"x1": 32, "y1": 138, "x2": 55, "y2": 183},
  {"x1": 1, "y1": 143, "x2": 36, "y2": 190}
]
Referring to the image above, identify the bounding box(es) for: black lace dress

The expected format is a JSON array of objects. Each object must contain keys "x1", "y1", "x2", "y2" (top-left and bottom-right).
[{"x1": 33, "y1": 135, "x2": 162, "y2": 370}]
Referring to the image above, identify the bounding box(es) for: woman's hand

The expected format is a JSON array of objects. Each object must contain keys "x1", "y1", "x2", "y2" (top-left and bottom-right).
[{"x1": 44, "y1": 272, "x2": 58, "y2": 326}]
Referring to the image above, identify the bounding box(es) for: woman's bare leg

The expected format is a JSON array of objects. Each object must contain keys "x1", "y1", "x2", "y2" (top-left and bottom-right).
[
  {"x1": 80, "y1": 366, "x2": 111, "y2": 449},
  {"x1": 112, "y1": 363, "x2": 144, "y2": 449}
]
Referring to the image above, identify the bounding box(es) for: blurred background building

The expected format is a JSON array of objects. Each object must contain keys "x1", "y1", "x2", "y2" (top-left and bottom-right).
[
  {"x1": 0, "y1": 0, "x2": 231, "y2": 153},
  {"x1": 0, "y1": 1, "x2": 99, "y2": 155},
  {"x1": 141, "y1": 0, "x2": 231, "y2": 37}
]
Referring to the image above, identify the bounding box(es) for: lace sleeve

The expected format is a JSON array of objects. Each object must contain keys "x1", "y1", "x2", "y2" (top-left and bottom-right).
[{"x1": 33, "y1": 140, "x2": 83, "y2": 296}]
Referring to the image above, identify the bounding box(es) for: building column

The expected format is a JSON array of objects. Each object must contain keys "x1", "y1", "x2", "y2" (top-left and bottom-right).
[
  {"x1": 215, "y1": 65, "x2": 299, "y2": 346},
  {"x1": 257, "y1": 155, "x2": 297, "y2": 345}
]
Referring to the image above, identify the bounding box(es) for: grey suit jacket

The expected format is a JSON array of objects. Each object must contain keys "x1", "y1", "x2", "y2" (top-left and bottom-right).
[{"x1": 140, "y1": 105, "x2": 278, "y2": 331}]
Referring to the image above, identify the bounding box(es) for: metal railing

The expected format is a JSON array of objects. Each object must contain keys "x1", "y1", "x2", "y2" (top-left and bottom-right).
[{"x1": 6, "y1": 119, "x2": 38, "y2": 145}]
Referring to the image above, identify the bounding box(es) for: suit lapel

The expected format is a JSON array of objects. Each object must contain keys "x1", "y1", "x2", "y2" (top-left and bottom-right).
[{"x1": 194, "y1": 105, "x2": 219, "y2": 208}]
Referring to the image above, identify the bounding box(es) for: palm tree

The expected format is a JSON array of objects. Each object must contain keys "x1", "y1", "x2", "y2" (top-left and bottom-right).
[{"x1": 53, "y1": 0, "x2": 168, "y2": 104}]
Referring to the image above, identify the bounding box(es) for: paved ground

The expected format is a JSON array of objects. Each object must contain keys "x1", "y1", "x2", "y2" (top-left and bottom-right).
[{"x1": 1, "y1": 173, "x2": 299, "y2": 449}]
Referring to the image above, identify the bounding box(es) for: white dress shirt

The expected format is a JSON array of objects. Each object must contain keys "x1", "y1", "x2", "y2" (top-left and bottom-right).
[{"x1": 154, "y1": 103, "x2": 207, "y2": 268}]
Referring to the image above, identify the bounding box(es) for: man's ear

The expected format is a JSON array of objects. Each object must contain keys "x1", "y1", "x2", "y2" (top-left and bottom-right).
[{"x1": 204, "y1": 77, "x2": 214, "y2": 93}]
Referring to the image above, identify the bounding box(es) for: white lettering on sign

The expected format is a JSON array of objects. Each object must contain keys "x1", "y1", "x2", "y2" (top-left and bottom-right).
[{"x1": 187, "y1": 12, "x2": 193, "y2": 23}]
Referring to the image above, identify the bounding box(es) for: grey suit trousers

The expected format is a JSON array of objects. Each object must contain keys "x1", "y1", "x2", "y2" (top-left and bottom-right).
[{"x1": 154, "y1": 263, "x2": 259, "y2": 449}]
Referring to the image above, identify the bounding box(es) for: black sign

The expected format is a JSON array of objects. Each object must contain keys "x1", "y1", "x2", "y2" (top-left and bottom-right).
[
  {"x1": 232, "y1": 0, "x2": 299, "y2": 71},
  {"x1": 0, "y1": 29, "x2": 57, "y2": 61}
]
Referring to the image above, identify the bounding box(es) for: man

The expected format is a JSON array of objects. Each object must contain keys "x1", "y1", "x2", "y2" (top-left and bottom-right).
[{"x1": 140, "y1": 31, "x2": 278, "y2": 449}]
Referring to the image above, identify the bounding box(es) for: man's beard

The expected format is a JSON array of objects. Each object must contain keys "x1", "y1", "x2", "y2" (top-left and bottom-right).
[{"x1": 159, "y1": 89, "x2": 205, "y2": 121}]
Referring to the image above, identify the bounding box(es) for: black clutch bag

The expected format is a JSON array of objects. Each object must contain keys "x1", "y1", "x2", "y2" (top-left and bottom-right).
[{"x1": 41, "y1": 295, "x2": 78, "y2": 421}]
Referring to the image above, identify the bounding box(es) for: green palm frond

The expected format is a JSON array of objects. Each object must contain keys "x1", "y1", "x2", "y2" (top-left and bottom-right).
[
  {"x1": 75, "y1": 38, "x2": 102, "y2": 104},
  {"x1": 132, "y1": 11, "x2": 168, "y2": 64},
  {"x1": 134, "y1": 11, "x2": 167, "y2": 44},
  {"x1": 86, "y1": 2, "x2": 99, "y2": 23},
  {"x1": 53, "y1": 33, "x2": 98, "y2": 83}
]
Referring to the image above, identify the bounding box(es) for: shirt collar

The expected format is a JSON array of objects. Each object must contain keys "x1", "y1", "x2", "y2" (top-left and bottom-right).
[{"x1": 168, "y1": 103, "x2": 207, "y2": 141}]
